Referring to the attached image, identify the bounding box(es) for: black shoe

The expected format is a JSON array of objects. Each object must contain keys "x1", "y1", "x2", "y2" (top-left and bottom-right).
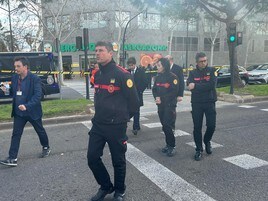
[
  {"x1": 205, "y1": 142, "x2": 212, "y2": 154},
  {"x1": 132, "y1": 129, "x2": 138, "y2": 135},
  {"x1": 194, "y1": 151, "x2": 202, "y2": 161},
  {"x1": 113, "y1": 192, "x2": 125, "y2": 201},
  {"x1": 91, "y1": 186, "x2": 114, "y2": 201},
  {"x1": 161, "y1": 145, "x2": 169, "y2": 153},
  {"x1": 0, "y1": 157, "x2": 17, "y2": 167},
  {"x1": 40, "y1": 147, "x2": 51, "y2": 158},
  {"x1": 166, "y1": 147, "x2": 176, "y2": 157}
]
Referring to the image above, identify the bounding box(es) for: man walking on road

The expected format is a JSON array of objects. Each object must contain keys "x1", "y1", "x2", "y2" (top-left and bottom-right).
[
  {"x1": 87, "y1": 41, "x2": 139, "y2": 201},
  {"x1": 127, "y1": 57, "x2": 147, "y2": 135},
  {"x1": 187, "y1": 52, "x2": 217, "y2": 161},
  {"x1": 0, "y1": 57, "x2": 51, "y2": 167},
  {"x1": 165, "y1": 55, "x2": 185, "y2": 102}
]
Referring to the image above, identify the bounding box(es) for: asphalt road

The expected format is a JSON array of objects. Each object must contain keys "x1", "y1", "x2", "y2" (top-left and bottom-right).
[{"x1": 0, "y1": 99, "x2": 267, "y2": 201}]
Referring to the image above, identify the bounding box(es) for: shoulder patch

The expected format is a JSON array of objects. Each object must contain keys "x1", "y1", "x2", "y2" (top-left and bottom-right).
[
  {"x1": 173, "y1": 79, "x2": 178, "y2": 85},
  {"x1": 126, "y1": 79, "x2": 133, "y2": 88}
]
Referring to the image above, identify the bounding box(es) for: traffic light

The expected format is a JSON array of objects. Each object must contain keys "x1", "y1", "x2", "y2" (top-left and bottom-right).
[
  {"x1": 229, "y1": 22, "x2": 236, "y2": 43},
  {"x1": 237, "y1": 32, "x2": 243, "y2": 46},
  {"x1": 76, "y1": 36, "x2": 83, "y2": 50}
]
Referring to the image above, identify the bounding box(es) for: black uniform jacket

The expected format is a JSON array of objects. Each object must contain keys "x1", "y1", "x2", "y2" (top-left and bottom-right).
[
  {"x1": 93, "y1": 60, "x2": 139, "y2": 124},
  {"x1": 187, "y1": 66, "x2": 217, "y2": 103},
  {"x1": 129, "y1": 67, "x2": 147, "y2": 106},
  {"x1": 170, "y1": 63, "x2": 185, "y2": 97},
  {"x1": 152, "y1": 72, "x2": 179, "y2": 107}
]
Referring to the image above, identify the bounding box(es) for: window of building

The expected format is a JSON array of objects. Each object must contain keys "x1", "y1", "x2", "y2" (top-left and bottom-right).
[
  {"x1": 115, "y1": 11, "x2": 130, "y2": 28},
  {"x1": 138, "y1": 13, "x2": 160, "y2": 29},
  {"x1": 264, "y1": 40, "x2": 268, "y2": 52},
  {"x1": 251, "y1": 40, "x2": 255, "y2": 52},
  {"x1": 81, "y1": 11, "x2": 107, "y2": 29},
  {"x1": 169, "y1": 37, "x2": 198, "y2": 51},
  {"x1": 224, "y1": 38, "x2": 228, "y2": 51},
  {"x1": 203, "y1": 18, "x2": 221, "y2": 33},
  {"x1": 204, "y1": 38, "x2": 220, "y2": 51},
  {"x1": 168, "y1": 18, "x2": 197, "y2": 32},
  {"x1": 46, "y1": 17, "x2": 54, "y2": 30},
  {"x1": 252, "y1": 21, "x2": 268, "y2": 35}
]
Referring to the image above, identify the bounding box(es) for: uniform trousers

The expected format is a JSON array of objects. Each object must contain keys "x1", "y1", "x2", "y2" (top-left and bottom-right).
[
  {"x1": 158, "y1": 105, "x2": 176, "y2": 147},
  {"x1": 191, "y1": 102, "x2": 216, "y2": 152},
  {"x1": 87, "y1": 121, "x2": 128, "y2": 193},
  {"x1": 9, "y1": 115, "x2": 49, "y2": 159}
]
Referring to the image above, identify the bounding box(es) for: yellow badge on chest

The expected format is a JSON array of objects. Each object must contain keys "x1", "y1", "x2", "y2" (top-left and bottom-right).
[
  {"x1": 126, "y1": 79, "x2": 133, "y2": 88},
  {"x1": 173, "y1": 79, "x2": 178, "y2": 85},
  {"x1": 110, "y1": 78, "x2": 115, "y2": 84}
]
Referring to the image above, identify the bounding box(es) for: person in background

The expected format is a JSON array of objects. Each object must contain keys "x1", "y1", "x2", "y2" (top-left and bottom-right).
[
  {"x1": 152, "y1": 58, "x2": 179, "y2": 157},
  {"x1": 187, "y1": 52, "x2": 217, "y2": 161},
  {"x1": 0, "y1": 57, "x2": 51, "y2": 167},
  {"x1": 165, "y1": 55, "x2": 185, "y2": 102},
  {"x1": 127, "y1": 57, "x2": 147, "y2": 135},
  {"x1": 87, "y1": 41, "x2": 139, "y2": 201}
]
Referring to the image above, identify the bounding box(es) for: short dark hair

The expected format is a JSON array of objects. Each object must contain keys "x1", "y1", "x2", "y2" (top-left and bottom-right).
[
  {"x1": 158, "y1": 58, "x2": 170, "y2": 73},
  {"x1": 95, "y1": 41, "x2": 113, "y2": 52},
  {"x1": 195, "y1": 52, "x2": 207, "y2": 62},
  {"x1": 127, "y1": 57, "x2": 136, "y2": 65},
  {"x1": 14, "y1": 56, "x2": 30, "y2": 68}
]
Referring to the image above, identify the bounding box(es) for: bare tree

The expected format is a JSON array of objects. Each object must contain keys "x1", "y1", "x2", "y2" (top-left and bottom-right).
[{"x1": 19, "y1": 0, "x2": 88, "y2": 84}]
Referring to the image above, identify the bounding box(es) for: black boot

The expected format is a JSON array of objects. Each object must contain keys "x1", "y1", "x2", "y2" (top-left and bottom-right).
[
  {"x1": 205, "y1": 142, "x2": 212, "y2": 154},
  {"x1": 91, "y1": 186, "x2": 114, "y2": 201},
  {"x1": 194, "y1": 151, "x2": 202, "y2": 161}
]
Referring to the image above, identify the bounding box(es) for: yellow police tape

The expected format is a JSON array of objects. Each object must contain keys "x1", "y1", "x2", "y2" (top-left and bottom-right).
[{"x1": 0, "y1": 70, "x2": 158, "y2": 75}]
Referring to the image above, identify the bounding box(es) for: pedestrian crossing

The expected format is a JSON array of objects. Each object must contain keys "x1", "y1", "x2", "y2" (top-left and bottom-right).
[{"x1": 81, "y1": 117, "x2": 268, "y2": 171}]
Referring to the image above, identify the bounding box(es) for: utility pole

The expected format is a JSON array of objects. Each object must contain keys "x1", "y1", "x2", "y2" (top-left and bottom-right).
[{"x1": 83, "y1": 28, "x2": 90, "y2": 100}]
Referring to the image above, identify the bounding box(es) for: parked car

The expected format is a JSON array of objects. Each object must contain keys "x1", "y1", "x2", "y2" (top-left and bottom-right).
[
  {"x1": 248, "y1": 64, "x2": 268, "y2": 84},
  {"x1": 246, "y1": 64, "x2": 261, "y2": 71},
  {"x1": 216, "y1": 65, "x2": 249, "y2": 87}
]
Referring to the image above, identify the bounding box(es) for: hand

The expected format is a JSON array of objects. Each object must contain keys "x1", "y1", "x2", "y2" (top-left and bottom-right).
[
  {"x1": 177, "y1": 96, "x2": 183, "y2": 102},
  {"x1": 18, "y1": 105, "x2": 26, "y2": 111},
  {"x1": 155, "y1": 97, "x2": 161, "y2": 105},
  {"x1": 188, "y1": 83, "x2": 195, "y2": 90}
]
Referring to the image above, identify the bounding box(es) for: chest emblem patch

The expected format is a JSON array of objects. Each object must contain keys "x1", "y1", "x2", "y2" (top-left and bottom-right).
[
  {"x1": 108, "y1": 85, "x2": 115, "y2": 93},
  {"x1": 173, "y1": 79, "x2": 178, "y2": 85},
  {"x1": 110, "y1": 78, "x2": 115, "y2": 84},
  {"x1": 127, "y1": 79, "x2": 133, "y2": 88}
]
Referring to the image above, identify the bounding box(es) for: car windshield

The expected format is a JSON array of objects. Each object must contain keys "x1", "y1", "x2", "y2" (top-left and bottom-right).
[
  {"x1": 247, "y1": 65, "x2": 259, "y2": 71},
  {"x1": 256, "y1": 64, "x2": 268, "y2": 70}
]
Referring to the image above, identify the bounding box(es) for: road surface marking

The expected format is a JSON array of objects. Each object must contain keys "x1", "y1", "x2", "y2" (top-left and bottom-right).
[
  {"x1": 238, "y1": 105, "x2": 256, "y2": 108},
  {"x1": 127, "y1": 144, "x2": 216, "y2": 201},
  {"x1": 161, "y1": 129, "x2": 191, "y2": 137},
  {"x1": 260, "y1": 109, "x2": 268, "y2": 112},
  {"x1": 223, "y1": 154, "x2": 268, "y2": 169},
  {"x1": 186, "y1": 141, "x2": 223, "y2": 149},
  {"x1": 143, "y1": 122, "x2": 162, "y2": 128}
]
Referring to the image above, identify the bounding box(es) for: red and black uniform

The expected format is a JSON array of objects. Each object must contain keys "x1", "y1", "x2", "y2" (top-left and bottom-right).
[
  {"x1": 87, "y1": 59, "x2": 139, "y2": 194},
  {"x1": 152, "y1": 72, "x2": 179, "y2": 148},
  {"x1": 187, "y1": 66, "x2": 217, "y2": 152}
]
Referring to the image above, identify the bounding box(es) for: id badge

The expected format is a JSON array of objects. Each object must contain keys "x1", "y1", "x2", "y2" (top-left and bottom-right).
[{"x1": 17, "y1": 91, "x2": 22, "y2": 96}]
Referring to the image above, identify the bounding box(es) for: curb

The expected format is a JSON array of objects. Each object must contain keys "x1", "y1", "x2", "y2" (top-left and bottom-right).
[
  {"x1": 0, "y1": 103, "x2": 96, "y2": 131},
  {"x1": 217, "y1": 92, "x2": 268, "y2": 103}
]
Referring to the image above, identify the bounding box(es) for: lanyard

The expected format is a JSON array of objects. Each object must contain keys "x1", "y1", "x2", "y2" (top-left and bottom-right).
[{"x1": 18, "y1": 78, "x2": 22, "y2": 91}]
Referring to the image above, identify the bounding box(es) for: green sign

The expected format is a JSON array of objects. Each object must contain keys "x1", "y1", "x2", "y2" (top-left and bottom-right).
[{"x1": 60, "y1": 43, "x2": 167, "y2": 52}]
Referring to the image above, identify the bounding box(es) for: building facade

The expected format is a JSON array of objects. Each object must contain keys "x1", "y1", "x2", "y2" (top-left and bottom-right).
[{"x1": 41, "y1": 0, "x2": 268, "y2": 73}]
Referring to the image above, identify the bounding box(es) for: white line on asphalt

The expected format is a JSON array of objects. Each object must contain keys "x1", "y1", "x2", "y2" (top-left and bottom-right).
[
  {"x1": 186, "y1": 141, "x2": 223, "y2": 149},
  {"x1": 126, "y1": 144, "x2": 216, "y2": 201},
  {"x1": 238, "y1": 105, "x2": 256, "y2": 108},
  {"x1": 143, "y1": 122, "x2": 162, "y2": 128},
  {"x1": 223, "y1": 154, "x2": 268, "y2": 169},
  {"x1": 261, "y1": 109, "x2": 268, "y2": 112}
]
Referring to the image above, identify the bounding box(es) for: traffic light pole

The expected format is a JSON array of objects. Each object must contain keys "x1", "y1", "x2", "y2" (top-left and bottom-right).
[
  {"x1": 230, "y1": 42, "x2": 235, "y2": 94},
  {"x1": 83, "y1": 28, "x2": 90, "y2": 100}
]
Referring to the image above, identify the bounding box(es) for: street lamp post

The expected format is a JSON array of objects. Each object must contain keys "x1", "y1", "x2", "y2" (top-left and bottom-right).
[
  {"x1": 0, "y1": 0, "x2": 25, "y2": 52},
  {"x1": 122, "y1": 9, "x2": 147, "y2": 67}
]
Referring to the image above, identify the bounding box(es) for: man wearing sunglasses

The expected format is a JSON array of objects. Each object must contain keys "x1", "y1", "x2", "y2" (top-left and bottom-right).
[{"x1": 187, "y1": 52, "x2": 217, "y2": 161}]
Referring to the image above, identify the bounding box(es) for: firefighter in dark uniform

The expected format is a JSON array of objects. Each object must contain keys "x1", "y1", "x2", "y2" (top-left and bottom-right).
[
  {"x1": 187, "y1": 52, "x2": 217, "y2": 161},
  {"x1": 87, "y1": 41, "x2": 139, "y2": 201},
  {"x1": 152, "y1": 58, "x2": 179, "y2": 157}
]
